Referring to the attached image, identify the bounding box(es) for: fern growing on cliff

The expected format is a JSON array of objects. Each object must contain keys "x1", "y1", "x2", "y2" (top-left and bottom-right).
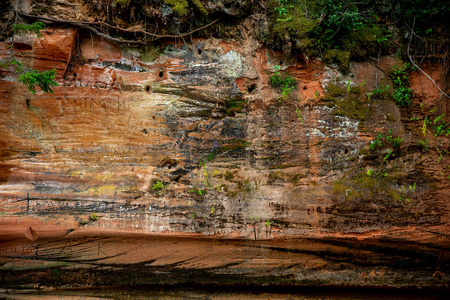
[
  {"x1": 18, "y1": 69, "x2": 58, "y2": 95},
  {"x1": 0, "y1": 22, "x2": 58, "y2": 95}
]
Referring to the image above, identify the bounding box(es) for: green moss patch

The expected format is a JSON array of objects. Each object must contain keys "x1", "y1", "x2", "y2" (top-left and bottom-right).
[
  {"x1": 323, "y1": 83, "x2": 371, "y2": 121},
  {"x1": 322, "y1": 50, "x2": 350, "y2": 74}
]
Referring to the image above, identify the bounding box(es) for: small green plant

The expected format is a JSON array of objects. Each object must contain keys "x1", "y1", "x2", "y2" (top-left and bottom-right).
[
  {"x1": 435, "y1": 147, "x2": 448, "y2": 163},
  {"x1": 431, "y1": 114, "x2": 450, "y2": 137},
  {"x1": 210, "y1": 206, "x2": 215, "y2": 215},
  {"x1": 386, "y1": 129, "x2": 403, "y2": 149},
  {"x1": 366, "y1": 169, "x2": 374, "y2": 176},
  {"x1": 295, "y1": 107, "x2": 304, "y2": 123},
  {"x1": 189, "y1": 186, "x2": 206, "y2": 196},
  {"x1": 370, "y1": 133, "x2": 383, "y2": 150},
  {"x1": 265, "y1": 219, "x2": 274, "y2": 227},
  {"x1": 372, "y1": 85, "x2": 389, "y2": 99},
  {"x1": 271, "y1": 65, "x2": 297, "y2": 101},
  {"x1": 198, "y1": 161, "x2": 210, "y2": 187},
  {"x1": 207, "y1": 150, "x2": 216, "y2": 161},
  {"x1": 422, "y1": 117, "x2": 429, "y2": 135},
  {"x1": 346, "y1": 80, "x2": 352, "y2": 94},
  {"x1": 152, "y1": 180, "x2": 166, "y2": 195},
  {"x1": 90, "y1": 213, "x2": 99, "y2": 221},
  {"x1": 383, "y1": 149, "x2": 393, "y2": 162},
  {"x1": 376, "y1": 169, "x2": 388, "y2": 178},
  {"x1": 417, "y1": 140, "x2": 429, "y2": 152}
]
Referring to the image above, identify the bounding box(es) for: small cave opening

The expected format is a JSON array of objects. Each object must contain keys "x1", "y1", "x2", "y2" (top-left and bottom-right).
[
  {"x1": 344, "y1": 148, "x2": 349, "y2": 155},
  {"x1": 159, "y1": 70, "x2": 164, "y2": 78},
  {"x1": 142, "y1": 128, "x2": 148, "y2": 135},
  {"x1": 26, "y1": 99, "x2": 31, "y2": 109},
  {"x1": 198, "y1": 49, "x2": 202, "y2": 55},
  {"x1": 248, "y1": 84, "x2": 257, "y2": 93},
  {"x1": 145, "y1": 85, "x2": 151, "y2": 92},
  {"x1": 279, "y1": 61, "x2": 283, "y2": 66},
  {"x1": 303, "y1": 86, "x2": 307, "y2": 90},
  {"x1": 13, "y1": 42, "x2": 32, "y2": 51}
]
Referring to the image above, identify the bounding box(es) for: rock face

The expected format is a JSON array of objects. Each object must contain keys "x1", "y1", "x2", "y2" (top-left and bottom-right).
[{"x1": 0, "y1": 21, "x2": 449, "y2": 288}]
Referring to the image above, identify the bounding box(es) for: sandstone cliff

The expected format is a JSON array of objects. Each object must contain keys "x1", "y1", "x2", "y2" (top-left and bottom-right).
[{"x1": 0, "y1": 0, "x2": 449, "y2": 289}]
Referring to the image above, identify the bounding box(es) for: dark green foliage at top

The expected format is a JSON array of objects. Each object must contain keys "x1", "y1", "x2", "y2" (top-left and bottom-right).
[
  {"x1": 18, "y1": 69, "x2": 58, "y2": 95},
  {"x1": 367, "y1": 0, "x2": 450, "y2": 32},
  {"x1": 265, "y1": 0, "x2": 394, "y2": 60},
  {"x1": 265, "y1": 0, "x2": 449, "y2": 70}
]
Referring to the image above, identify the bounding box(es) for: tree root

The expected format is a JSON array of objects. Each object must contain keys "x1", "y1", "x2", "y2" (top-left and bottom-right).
[{"x1": 14, "y1": 7, "x2": 221, "y2": 45}]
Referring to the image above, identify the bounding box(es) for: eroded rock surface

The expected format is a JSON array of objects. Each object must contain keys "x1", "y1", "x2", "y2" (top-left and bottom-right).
[{"x1": 0, "y1": 15, "x2": 449, "y2": 288}]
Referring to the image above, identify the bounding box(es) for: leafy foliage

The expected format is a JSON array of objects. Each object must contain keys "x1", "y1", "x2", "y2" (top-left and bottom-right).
[
  {"x1": 0, "y1": 58, "x2": 24, "y2": 73},
  {"x1": 390, "y1": 63, "x2": 414, "y2": 107},
  {"x1": 370, "y1": 129, "x2": 403, "y2": 153},
  {"x1": 370, "y1": 133, "x2": 383, "y2": 150},
  {"x1": 431, "y1": 114, "x2": 450, "y2": 137},
  {"x1": 189, "y1": 186, "x2": 206, "y2": 195},
  {"x1": 89, "y1": 213, "x2": 100, "y2": 221},
  {"x1": 152, "y1": 180, "x2": 166, "y2": 195},
  {"x1": 18, "y1": 69, "x2": 58, "y2": 95},
  {"x1": 270, "y1": 65, "x2": 297, "y2": 101},
  {"x1": 1, "y1": 22, "x2": 59, "y2": 95},
  {"x1": 12, "y1": 22, "x2": 45, "y2": 38},
  {"x1": 386, "y1": 129, "x2": 404, "y2": 149},
  {"x1": 371, "y1": 85, "x2": 389, "y2": 99}
]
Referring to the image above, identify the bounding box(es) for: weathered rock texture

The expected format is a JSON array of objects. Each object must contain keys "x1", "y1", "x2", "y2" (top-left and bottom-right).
[{"x1": 0, "y1": 1, "x2": 449, "y2": 289}]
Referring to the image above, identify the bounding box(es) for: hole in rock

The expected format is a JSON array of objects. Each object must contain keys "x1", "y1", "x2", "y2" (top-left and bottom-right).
[
  {"x1": 419, "y1": 99, "x2": 423, "y2": 103},
  {"x1": 159, "y1": 70, "x2": 164, "y2": 78},
  {"x1": 279, "y1": 61, "x2": 283, "y2": 65},
  {"x1": 158, "y1": 158, "x2": 177, "y2": 168},
  {"x1": 13, "y1": 42, "x2": 32, "y2": 51},
  {"x1": 344, "y1": 148, "x2": 349, "y2": 155},
  {"x1": 303, "y1": 86, "x2": 307, "y2": 90},
  {"x1": 248, "y1": 84, "x2": 257, "y2": 93},
  {"x1": 145, "y1": 85, "x2": 151, "y2": 92},
  {"x1": 198, "y1": 49, "x2": 202, "y2": 55},
  {"x1": 26, "y1": 99, "x2": 31, "y2": 109},
  {"x1": 73, "y1": 73, "x2": 77, "y2": 78},
  {"x1": 142, "y1": 129, "x2": 148, "y2": 135}
]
